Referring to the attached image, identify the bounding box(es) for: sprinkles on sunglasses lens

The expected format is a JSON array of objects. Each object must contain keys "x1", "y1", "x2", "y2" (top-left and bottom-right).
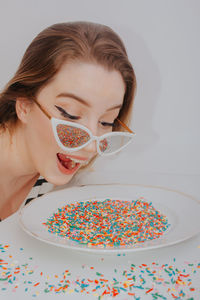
[{"x1": 56, "y1": 124, "x2": 90, "y2": 148}]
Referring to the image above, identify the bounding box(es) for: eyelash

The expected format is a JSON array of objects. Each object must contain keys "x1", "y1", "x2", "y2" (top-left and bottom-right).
[
  {"x1": 55, "y1": 105, "x2": 80, "y2": 120},
  {"x1": 100, "y1": 121, "x2": 115, "y2": 127},
  {"x1": 55, "y1": 105, "x2": 115, "y2": 127}
]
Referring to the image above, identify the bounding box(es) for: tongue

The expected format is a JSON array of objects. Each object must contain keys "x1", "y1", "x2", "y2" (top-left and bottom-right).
[
  {"x1": 62, "y1": 159, "x2": 76, "y2": 170},
  {"x1": 57, "y1": 153, "x2": 77, "y2": 170}
]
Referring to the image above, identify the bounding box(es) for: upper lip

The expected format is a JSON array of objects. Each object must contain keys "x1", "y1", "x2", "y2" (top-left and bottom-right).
[{"x1": 57, "y1": 153, "x2": 89, "y2": 162}]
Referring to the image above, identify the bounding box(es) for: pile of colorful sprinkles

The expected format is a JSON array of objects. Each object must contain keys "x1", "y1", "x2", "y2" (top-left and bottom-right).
[
  {"x1": 43, "y1": 198, "x2": 170, "y2": 248},
  {"x1": 0, "y1": 244, "x2": 199, "y2": 299}
]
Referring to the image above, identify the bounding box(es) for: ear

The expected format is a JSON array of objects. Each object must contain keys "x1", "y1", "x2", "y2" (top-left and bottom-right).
[{"x1": 15, "y1": 98, "x2": 32, "y2": 124}]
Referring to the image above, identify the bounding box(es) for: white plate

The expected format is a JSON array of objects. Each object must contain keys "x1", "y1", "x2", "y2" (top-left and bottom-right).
[{"x1": 19, "y1": 184, "x2": 200, "y2": 253}]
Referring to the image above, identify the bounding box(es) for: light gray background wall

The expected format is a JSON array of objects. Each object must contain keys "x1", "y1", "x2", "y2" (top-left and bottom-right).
[{"x1": 0, "y1": 0, "x2": 199, "y2": 184}]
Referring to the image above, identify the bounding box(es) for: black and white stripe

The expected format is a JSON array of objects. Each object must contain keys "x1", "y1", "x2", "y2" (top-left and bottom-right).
[{"x1": 25, "y1": 176, "x2": 54, "y2": 205}]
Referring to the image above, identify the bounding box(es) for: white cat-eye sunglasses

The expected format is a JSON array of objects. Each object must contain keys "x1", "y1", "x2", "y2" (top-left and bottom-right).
[{"x1": 33, "y1": 99, "x2": 135, "y2": 156}]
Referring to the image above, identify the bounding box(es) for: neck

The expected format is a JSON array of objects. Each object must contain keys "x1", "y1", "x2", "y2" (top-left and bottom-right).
[
  {"x1": 0, "y1": 125, "x2": 40, "y2": 220},
  {"x1": 0, "y1": 125, "x2": 39, "y2": 188}
]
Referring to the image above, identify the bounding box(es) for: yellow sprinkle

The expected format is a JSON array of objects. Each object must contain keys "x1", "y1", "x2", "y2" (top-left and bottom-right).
[
  {"x1": 68, "y1": 289, "x2": 74, "y2": 294},
  {"x1": 124, "y1": 280, "x2": 131, "y2": 286},
  {"x1": 153, "y1": 276, "x2": 158, "y2": 281}
]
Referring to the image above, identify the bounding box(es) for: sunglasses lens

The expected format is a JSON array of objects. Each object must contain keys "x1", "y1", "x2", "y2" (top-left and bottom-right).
[
  {"x1": 56, "y1": 124, "x2": 90, "y2": 148},
  {"x1": 99, "y1": 138, "x2": 108, "y2": 152},
  {"x1": 99, "y1": 134, "x2": 133, "y2": 154}
]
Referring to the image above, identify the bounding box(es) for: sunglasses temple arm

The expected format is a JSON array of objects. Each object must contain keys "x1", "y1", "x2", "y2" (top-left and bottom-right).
[
  {"x1": 32, "y1": 99, "x2": 134, "y2": 134},
  {"x1": 32, "y1": 98, "x2": 51, "y2": 119},
  {"x1": 116, "y1": 118, "x2": 134, "y2": 134}
]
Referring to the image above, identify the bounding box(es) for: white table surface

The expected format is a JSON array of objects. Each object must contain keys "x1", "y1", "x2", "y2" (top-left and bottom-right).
[{"x1": 0, "y1": 173, "x2": 200, "y2": 300}]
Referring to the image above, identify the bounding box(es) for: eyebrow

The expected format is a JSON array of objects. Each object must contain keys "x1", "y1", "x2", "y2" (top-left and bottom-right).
[{"x1": 56, "y1": 92, "x2": 122, "y2": 111}]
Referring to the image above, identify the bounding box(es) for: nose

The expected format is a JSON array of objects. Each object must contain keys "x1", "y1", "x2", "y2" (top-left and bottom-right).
[
  {"x1": 83, "y1": 138, "x2": 98, "y2": 154},
  {"x1": 81, "y1": 121, "x2": 99, "y2": 155}
]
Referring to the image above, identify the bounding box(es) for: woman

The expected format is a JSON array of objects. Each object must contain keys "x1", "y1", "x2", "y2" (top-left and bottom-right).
[{"x1": 0, "y1": 21, "x2": 136, "y2": 221}]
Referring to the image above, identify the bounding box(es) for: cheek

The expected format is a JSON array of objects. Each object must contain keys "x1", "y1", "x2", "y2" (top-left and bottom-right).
[
  {"x1": 98, "y1": 126, "x2": 113, "y2": 136},
  {"x1": 25, "y1": 115, "x2": 57, "y2": 156}
]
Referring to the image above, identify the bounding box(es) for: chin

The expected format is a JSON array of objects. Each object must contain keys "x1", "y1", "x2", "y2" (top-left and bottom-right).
[{"x1": 42, "y1": 173, "x2": 75, "y2": 186}]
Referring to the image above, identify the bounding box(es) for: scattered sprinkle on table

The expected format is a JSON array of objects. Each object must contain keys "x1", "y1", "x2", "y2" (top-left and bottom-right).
[
  {"x1": 43, "y1": 198, "x2": 170, "y2": 248},
  {"x1": 0, "y1": 244, "x2": 199, "y2": 299}
]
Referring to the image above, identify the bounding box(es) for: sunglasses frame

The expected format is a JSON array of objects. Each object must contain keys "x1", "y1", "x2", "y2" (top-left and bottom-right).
[
  {"x1": 33, "y1": 99, "x2": 136, "y2": 156},
  {"x1": 51, "y1": 118, "x2": 135, "y2": 156}
]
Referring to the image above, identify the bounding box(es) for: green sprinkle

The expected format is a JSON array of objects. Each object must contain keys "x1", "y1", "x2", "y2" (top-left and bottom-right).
[{"x1": 0, "y1": 277, "x2": 8, "y2": 281}]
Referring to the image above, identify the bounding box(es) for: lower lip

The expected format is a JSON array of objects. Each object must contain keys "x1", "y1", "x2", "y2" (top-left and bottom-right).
[{"x1": 56, "y1": 156, "x2": 80, "y2": 175}]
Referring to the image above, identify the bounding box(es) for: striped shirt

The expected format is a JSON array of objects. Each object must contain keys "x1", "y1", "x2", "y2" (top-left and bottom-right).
[{"x1": 25, "y1": 176, "x2": 54, "y2": 205}]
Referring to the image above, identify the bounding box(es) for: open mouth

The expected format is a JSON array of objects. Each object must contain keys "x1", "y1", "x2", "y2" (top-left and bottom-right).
[{"x1": 57, "y1": 153, "x2": 80, "y2": 172}]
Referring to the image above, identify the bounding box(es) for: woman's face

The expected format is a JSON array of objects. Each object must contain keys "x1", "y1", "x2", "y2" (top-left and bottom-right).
[{"x1": 23, "y1": 61, "x2": 125, "y2": 185}]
